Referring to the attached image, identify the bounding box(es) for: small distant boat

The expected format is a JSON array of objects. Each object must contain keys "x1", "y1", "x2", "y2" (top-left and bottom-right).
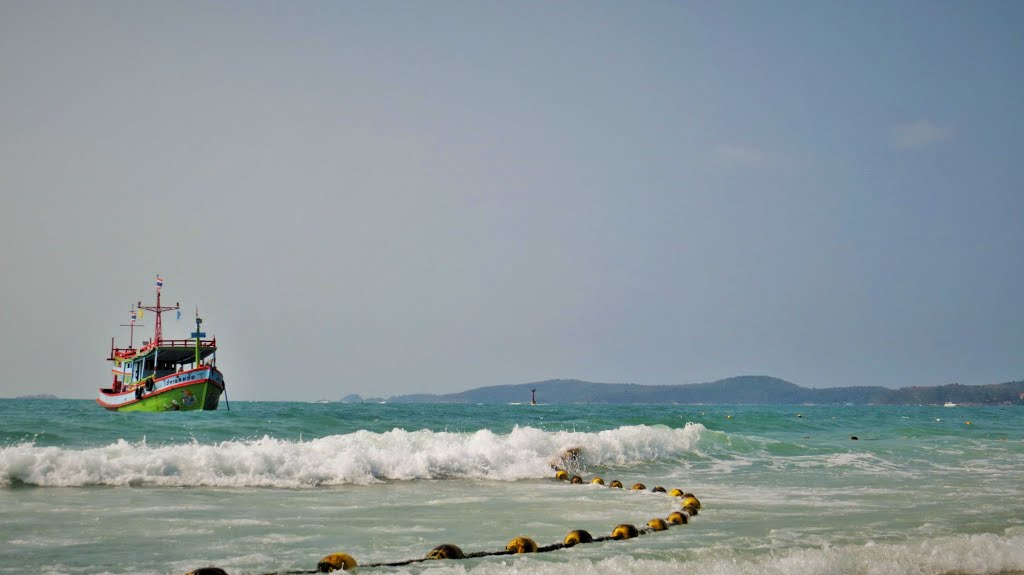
[
  {"x1": 97, "y1": 276, "x2": 226, "y2": 412},
  {"x1": 944, "y1": 401, "x2": 957, "y2": 407}
]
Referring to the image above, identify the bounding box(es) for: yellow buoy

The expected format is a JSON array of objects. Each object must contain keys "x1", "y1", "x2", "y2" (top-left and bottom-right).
[
  {"x1": 726, "y1": 415, "x2": 732, "y2": 419},
  {"x1": 611, "y1": 524, "x2": 639, "y2": 540},
  {"x1": 651, "y1": 486, "x2": 666, "y2": 493},
  {"x1": 630, "y1": 482, "x2": 646, "y2": 491},
  {"x1": 609, "y1": 480, "x2": 623, "y2": 488},
  {"x1": 668, "y1": 488, "x2": 684, "y2": 498},
  {"x1": 426, "y1": 544, "x2": 465, "y2": 560},
  {"x1": 317, "y1": 553, "x2": 358, "y2": 572},
  {"x1": 563, "y1": 529, "x2": 594, "y2": 546},
  {"x1": 591, "y1": 477, "x2": 605, "y2": 485},
  {"x1": 570, "y1": 475, "x2": 584, "y2": 484},
  {"x1": 681, "y1": 496, "x2": 702, "y2": 510},
  {"x1": 667, "y1": 511, "x2": 688, "y2": 525},
  {"x1": 506, "y1": 537, "x2": 538, "y2": 553},
  {"x1": 555, "y1": 470, "x2": 569, "y2": 481},
  {"x1": 647, "y1": 518, "x2": 669, "y2": 531},
  {"x1": 965, "y1": 421, "x2": 972, "y2": 425},
  {"x1": 683, "y1": 504, "x2": 699, "y2": 516},
  {"x1": 185, "y1": 569, "x2": 228, "y2": 575}
]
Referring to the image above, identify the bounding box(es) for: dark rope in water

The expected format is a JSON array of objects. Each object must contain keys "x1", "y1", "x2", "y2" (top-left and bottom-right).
[{"x1": 205, "y1": 467, "x2": 702, "y2": 575}]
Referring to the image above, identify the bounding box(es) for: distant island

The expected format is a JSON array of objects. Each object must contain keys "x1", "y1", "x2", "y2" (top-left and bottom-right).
[
  {"x1": 344, "y1": 376, "x2": 1024, "y2": 406},
  {"x1": 14, "y1": 393, "x2": 59, "y2": 399}
]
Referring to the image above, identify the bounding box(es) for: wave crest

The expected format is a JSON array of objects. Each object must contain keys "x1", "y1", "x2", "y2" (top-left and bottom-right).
[{"x1": 0, "y1": 423, "x2": 706, "y2": 488}]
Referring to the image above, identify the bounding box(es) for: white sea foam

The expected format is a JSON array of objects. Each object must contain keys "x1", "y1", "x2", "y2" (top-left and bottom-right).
[
  {"x1": 0, "y1": 424, "x2": 706, "y2": 488},
  {"x1": 379, "y1": 532, "x2": 1024, "y2": 575}
]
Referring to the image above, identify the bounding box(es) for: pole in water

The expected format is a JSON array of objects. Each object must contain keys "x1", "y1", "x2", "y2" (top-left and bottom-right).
[
  {"x1": 531, "y1": 388, "x2": 537, "y2": 405},
  {"x1": 223, "y1": 385, "x2": 230, "y2": 411}
]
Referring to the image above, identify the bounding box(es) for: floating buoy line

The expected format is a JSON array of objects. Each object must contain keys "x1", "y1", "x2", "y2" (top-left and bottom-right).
[{"x1": 185, "y1": 465, "x2": 703, "y2": 575}]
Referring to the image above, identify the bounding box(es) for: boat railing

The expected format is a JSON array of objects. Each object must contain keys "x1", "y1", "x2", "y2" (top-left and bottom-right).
[
  {"x1": 146, "y1": 338, "x2": 217, "y2": 349},
  {"x1": 110, "y1": 338, "x2": 216, "y2": 359}
]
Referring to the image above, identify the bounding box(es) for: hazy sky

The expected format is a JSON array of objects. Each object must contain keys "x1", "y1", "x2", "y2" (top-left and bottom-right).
[{"x1": 1, "y1": 1, "x2": 1022, "y2": 401}]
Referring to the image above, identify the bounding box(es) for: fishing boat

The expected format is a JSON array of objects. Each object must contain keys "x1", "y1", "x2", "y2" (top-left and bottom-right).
[{"x1": 97, "y1": 277, "x2": 227, "y2": 412}]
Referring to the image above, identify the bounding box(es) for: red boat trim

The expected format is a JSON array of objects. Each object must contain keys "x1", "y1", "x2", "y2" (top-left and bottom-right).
[
  {"x1": 96, "y1": 368, "x2": 224, "y2": 409},
  {"x1": 96, "y1": 379, "x2": 215, "y2": 409}
]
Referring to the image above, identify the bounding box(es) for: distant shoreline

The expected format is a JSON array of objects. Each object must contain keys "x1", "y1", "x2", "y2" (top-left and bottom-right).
[
  {"x1": 8, "y1": 376, "x2": 1023, "y2": 405},
  {"x1": 360, "y1": 376, "x2": 1024, "y2": 406}
]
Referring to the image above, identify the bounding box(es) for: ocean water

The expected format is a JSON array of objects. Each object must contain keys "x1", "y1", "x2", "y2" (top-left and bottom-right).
[{"x1": 1, "y1": 400, "x2": 1022, "y2": 575}]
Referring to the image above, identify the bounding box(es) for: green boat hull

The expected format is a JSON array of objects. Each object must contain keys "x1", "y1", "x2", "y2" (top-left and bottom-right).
[{"x1": 112, "y1": 380, "x2": 222, "y2": 412}]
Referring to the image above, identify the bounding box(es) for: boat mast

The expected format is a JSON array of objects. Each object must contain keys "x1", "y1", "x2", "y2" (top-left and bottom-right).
[
  {"x1": 136, "y1": 275, "x2": 179, "y2": 346},
  {"x1": 118, "y1": 307, "x2": 145, "y2": 350}
]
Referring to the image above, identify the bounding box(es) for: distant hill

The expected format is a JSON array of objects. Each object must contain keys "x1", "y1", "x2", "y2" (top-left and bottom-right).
[
  {"x1": 385, "y1": 376, "x2": 1024, "y2": 405},
  {"x1": 14, "y1": 393, "x2": 59, "y2": 399}
]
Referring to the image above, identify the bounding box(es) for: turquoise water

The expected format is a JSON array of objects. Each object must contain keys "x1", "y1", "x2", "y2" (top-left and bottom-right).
[{"x1": 1, "y1": 400, "x2": 1022, "y2": 575}]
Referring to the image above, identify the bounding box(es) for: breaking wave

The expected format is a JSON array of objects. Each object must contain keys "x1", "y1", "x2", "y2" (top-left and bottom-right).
[{"x1": 0, "y1": 423, "x2": 706, "y2": 487}]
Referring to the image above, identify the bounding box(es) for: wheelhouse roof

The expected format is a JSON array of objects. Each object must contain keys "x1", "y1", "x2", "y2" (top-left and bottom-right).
[{"x1": 112, "y1": 342, "x2": 216, "y2": 364}]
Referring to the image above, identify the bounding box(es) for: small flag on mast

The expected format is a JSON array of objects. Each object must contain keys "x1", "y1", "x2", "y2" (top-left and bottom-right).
[
  {"x1": 176, "y1": 309, "x2": 181, "y2": 320},
  {"x1": 131, "y1": 308, "x2": 136, "y2": 321},
  {"x1": 156, "y1": 275, "x2": 164, "y2": 292}
]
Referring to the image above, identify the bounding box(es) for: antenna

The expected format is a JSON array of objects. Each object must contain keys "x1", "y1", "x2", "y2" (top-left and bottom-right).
[
  {"x1": 118, "y1": 320, "x2": 146, "y2": 349},
  {"x1": 136, "y1": 276, "x2": 179, "y2": 345}
]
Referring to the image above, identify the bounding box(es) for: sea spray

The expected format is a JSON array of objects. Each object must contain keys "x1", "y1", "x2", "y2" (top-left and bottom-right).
[{"x1": 0, "y1": 424, "x2": 707, "y2": 487}]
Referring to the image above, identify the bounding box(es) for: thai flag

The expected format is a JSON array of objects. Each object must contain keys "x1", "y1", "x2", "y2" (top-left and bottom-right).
[
  {"x1": 156, "y1": 275, "x2": 164, "y2": 291},
  {"x1": 131, "y1": 309, "x2": 137, "y2": 321}
]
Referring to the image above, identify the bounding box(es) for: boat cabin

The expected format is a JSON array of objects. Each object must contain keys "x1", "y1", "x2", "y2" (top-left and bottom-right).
[{"x1": 105, "y1": 338, "x2": 217, "y2": 394}]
